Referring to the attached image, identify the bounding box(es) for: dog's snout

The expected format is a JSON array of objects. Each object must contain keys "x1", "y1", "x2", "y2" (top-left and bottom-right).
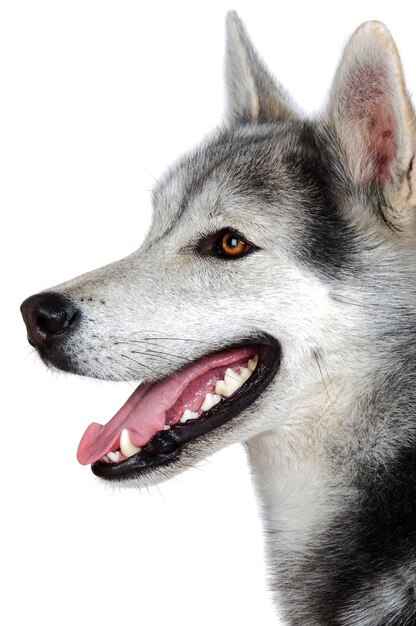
[{"x1": 20, "y1": 292, "x2": 80, "y2": 350}]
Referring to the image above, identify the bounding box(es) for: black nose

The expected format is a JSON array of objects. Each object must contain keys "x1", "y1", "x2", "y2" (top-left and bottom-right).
[{"x1": 20, "y1": 292, "x2": 80, "y2": 350}]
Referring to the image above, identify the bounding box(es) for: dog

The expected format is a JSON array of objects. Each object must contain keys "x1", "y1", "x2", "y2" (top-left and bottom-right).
[{"x1": 21, "y1": 12, "x2": 416, "y2": 625}]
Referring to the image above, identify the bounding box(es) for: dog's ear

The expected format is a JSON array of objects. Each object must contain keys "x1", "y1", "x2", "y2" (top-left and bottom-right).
[
  {"x1": 225, "y1": 11, "x2": 297, "y2": 125},
  {"x1": 326, "y1": 22, "x2": 416, "y2": 229}
]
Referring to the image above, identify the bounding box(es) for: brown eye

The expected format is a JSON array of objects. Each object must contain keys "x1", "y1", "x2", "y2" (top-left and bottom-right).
[
  {"x1": 195, "y1": 228, "x2": 258, "y2": 260},
  {"x1": 219, "y1": 231, "x2": 252, "y2": 258}
]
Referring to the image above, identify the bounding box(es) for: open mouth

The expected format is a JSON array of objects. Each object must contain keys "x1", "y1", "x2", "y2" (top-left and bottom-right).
[{"x1": 77, "y1": 336, "x2": 280, "y2": 480}]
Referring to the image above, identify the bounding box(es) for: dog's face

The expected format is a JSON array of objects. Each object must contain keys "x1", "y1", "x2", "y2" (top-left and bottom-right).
[{"x1": 21, "y1": 14, "x2": 416, "y2": 485}]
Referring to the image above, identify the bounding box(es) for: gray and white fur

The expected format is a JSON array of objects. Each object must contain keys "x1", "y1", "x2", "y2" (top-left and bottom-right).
[{"x1": 21, "y1": 13, "x2": 416, "y2": 626}]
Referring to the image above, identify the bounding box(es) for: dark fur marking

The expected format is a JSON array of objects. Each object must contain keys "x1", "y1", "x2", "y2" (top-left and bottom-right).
[
  {"x1": 284, "y1": 123, "x2": 359, "y2": 277},
  {"x1": 155, "y1": 121, "x2": 360, "y2": 279},
  {"x1": 299, "y1": 363, "x2": 416, "y2": 625},
  {"x1": 407, "y1": 156, "x2": 414, "y2": 196}
]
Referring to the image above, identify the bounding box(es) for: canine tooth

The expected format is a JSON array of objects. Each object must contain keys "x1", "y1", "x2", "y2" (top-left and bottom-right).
[
  {"x1": 119, "y1": 428, "x2": 141, "y2": 458},
  {"x1": 201, "y1": 392, "x2": 222, "y2": 411},
  {"x1": 248, "y1": 355, "x2": 258, "y2": 372},
  {"x1": 180, "y1": 409, "x2": 199, "y2": 423},
  {"x1": 163, "y1": 424, "x2": 171, "y2": 431},
  {"x1": 107, "y1": 451, "x2": 120, "y2": 463}
]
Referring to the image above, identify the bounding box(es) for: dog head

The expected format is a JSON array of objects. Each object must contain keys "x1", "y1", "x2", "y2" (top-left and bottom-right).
[{"x1": 21, "y1": 13, "x2": 416, "y2": 483}]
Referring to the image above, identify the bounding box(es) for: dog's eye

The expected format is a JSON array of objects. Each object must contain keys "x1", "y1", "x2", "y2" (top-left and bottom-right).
[
  {"x1": 218, "y1": 231, "x2": 252, "y2": 258},
  {"x1": 196, "y1": 229, "x2": 257, "y2": 260}
]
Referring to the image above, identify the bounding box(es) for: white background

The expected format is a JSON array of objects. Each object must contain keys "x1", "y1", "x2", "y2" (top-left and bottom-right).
[{"x1": 1, "y1": 1, "x2": 414, "y2": 625}]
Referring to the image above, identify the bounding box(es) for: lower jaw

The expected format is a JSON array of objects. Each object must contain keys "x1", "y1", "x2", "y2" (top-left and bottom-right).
[{"x1": 91, "y1": 336, "x2": 281, "y2": 481}]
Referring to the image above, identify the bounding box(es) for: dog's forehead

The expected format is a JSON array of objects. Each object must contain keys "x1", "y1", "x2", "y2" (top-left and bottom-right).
[
  {"x1": 150, "y1": 122, "x2": 319, "y2": 236},
  {"x1": 147, "y1": 120, "x2": 357, "y2": 277}
]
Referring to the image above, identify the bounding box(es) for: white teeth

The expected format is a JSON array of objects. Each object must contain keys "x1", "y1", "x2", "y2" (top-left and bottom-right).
[
  {"x1": 101, "y1": 455, "x2": 110, "y2": 463},
  {"x1": 119, "y1": 428, "x2": 141, "y2": 458},
  {"x1": 215, "y1": 380, "x2": 229, "y2": 397},
  {"x1": 180, "y1": 409, "x2": 199, "y2": 423},
  {"x1": 225, "y1": 367, "x2": 244, "y2": 385},
  {"x1": 239, "y1": 367, "x2": 252, "y2": 382},
  {"x1": 112, "y1": 356, "x2": 261, "y2": 448},
  {"x1": 215, "y1": 356, "x2": 258, "y2": 399},
  {"x1": 225, "y1": 367, "x2": 241, "y2": 382},
  {"x1": 107, "y1": 451, "x2": 120, "y2": 463},
  {"x1": 215, "y1": 379, "x2": 239, "y2": 398},
  {"x1": 200, "y1": 393, "x2": 222, "y2": 411},
  {"x1": 217, "y1": 368, "x2": 244, "y2": 397}
]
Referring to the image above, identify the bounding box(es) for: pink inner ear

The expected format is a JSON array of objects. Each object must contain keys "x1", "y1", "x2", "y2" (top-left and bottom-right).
[
  {"x1": 345, "y1": 63, "x2": 397, "y2": 184},
  {"x1": 369, "y1": 107, "x2": 396, "y2": 184}
]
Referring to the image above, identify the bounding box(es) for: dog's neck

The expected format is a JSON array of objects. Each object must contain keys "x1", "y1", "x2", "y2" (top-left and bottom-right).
[{"x1": 247, "y1": 355, "x2": 416, "y2": 625}]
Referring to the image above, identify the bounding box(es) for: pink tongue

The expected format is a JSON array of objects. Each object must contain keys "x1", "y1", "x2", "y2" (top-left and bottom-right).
[{"x1": 77, "y1": 346, "x2": 256, "y2": 465}]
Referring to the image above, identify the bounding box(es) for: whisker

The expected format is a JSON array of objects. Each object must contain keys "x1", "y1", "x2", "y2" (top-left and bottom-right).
[
  {"x1": 143, "y1": 335, "x2": 212, "y2": 344},
  {"x1": 119, "y1": 345, "x2": 251, "y2": 385},
  {"x1": 120, "y1": 353, "x2": 169, "y2": 382},
  {"x1": 332, "y1": 294, "x2": 378, "y2": 310},
  {"x1": 127, "y1": 348, "x2": 205, "y2": 377},
  {"x1": 313, "y1": 351, "x2": 338, "y2": 419},
  {"x1": 125, "y1": 345, "x2": 195, "y2": 364},
  {"x1": 113, "y1": 335, "x2": 214, "y2": 349},
  {"x1": 126, "y1": 331, "x2": 213, "y2": 344}
]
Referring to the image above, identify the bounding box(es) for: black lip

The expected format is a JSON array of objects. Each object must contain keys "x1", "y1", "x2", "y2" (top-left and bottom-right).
[{"x1": 91, "y1": 336, "x2": 281, "y2": 481}]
